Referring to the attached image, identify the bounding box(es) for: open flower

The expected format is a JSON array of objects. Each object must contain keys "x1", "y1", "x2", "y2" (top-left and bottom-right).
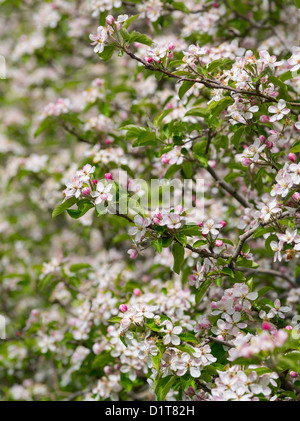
[
  {"x1": 162, "y1": 321, "x2": 182, "y2": 345},
  {"x1": 268, "y1": 100, "x2": 290, "y2": 122},
  {"x1": 128, "y1": 215, "x2": 151, "y2": 242},
  {"x1": 91, "y1": 181, "x2": 113, "y2": 205},
  {"x1": 89, "y1": 26, "x2": 108, "y2": 54}
]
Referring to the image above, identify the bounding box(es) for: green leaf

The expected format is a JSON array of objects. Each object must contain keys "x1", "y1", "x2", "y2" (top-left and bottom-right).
[
  {"x1": 92, "y1": 351, "x2": 114, "y2": 369},
  {"x1": 193, "y1": 239, "x2": 207, "y2": 247},
  {"x1": 52, "y1": 197, "x2": 77, "y2": 218},
  {"x1": 122, "y1": 14, "x2": 139, "y2": 29},
  {"x1": 34, "y1": 117, "x2": 54, "y2": 137},
  {"x1": 257, "y1": 286, "x2": 273, "y2": 298},
  {"x1": 265, "y1": 234, "x2": 277, "y2": 255},
  {"x1": 171, "y1": 1, "x2": 190, "y2": 13},
  {"x1": 236, "y1": 257, "x2": 260, "y2": 269},
  {"x1": 69, "y1": 263, "x2": 91, "y2": 272},
  {"x1": 221, "y1": 267, "x2": 234, "y2": 278},
  {"x1": 129, "y1": 31, "x2": 153, "y2": 46},
  {"x1": 253, "y1": 226, "x2": 275, "y2": 238},
  {"x1": 152, "y1": 238, "x2": 162, "y2": 253},
  {"x1": 172, "y1": 243, "x2": 185, "y2": 274},
  {"x1": 185, "y1": 107, "x2": 207, "y2": 118},
  {"x1": 132, "y1": 131, "x2": 157, "y2": 147},
  {"x1": 207, "y1": 58, "x2": 234, "y2": 73},
  {"x1": 290, "y1": 140, "x2": 300, "y2": 153},
  {"x1": 121, "y1": 124, "x2": 147, "y2": 140},
  {"x1": 109, "y1": 316, "x2": 122, "y2": 323},
  {"x1": 179, "y1": 81, "x2": 195, "y2": 100},
  {"x1": 67, "y1": 203, "x2": 94, "y2": 219},
  {"x1": 98, "y1": 45, "x2": 115, "y2": 62},
  {"x1": 158, "y1": 375, "x2": 177, "y2": 401},
  {"x1": 179, "y1": 332, "x2": 198, "y2": 343},
  {"x1": 153, "y1": 109, "x2": 173, "y2": 127},
  {"x1": 195, "y1": 279, "x2": 212, "y2": 306},
  {"x1": 119, "y1": 27, "x2": 130, "y2": 41},
  {"x1": 231, "y1": 126, "x2": 245, "y2": 149}
]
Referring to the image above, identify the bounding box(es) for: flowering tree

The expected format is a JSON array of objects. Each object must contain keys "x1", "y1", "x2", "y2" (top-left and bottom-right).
[{"x1": 1, "y1": 0, "x2": 300, "y2": 402}]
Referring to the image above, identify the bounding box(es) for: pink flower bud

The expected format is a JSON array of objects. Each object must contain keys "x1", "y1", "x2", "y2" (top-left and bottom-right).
[
  {"x1": 242, "y1": 158, "x2": 252, "y2": 166},
  {"x1": 213, "y1": 2, "x2": 219, "y2": 7},
  {"x1": 260, "y1": 115, "x2": 270, "y2": 123},
  {"x1": 104, "y1": 366, "x2": 113, "y2": 375},
  {"x1": 168, "y1": 42, "x2": 176, "y2": 51},
  {"x1": 175, "y1": 205, "x2": 183, "y2": 213},
  {"x1": 143, "y1": 56, "x2": 154, "y2": 64},
  {"x1": 202, "y1": 232, "x2": 208, "y2": 237},
  {"x1": 267, "y1": 141, "x2": 273, "y2": 149},
  {"x1": 285, "y1": 325, "x2": 293, "y2": 330},
  {"x1": 166, "y1": 102, "x2": 173, "y2": 109},
  {"x1": 287, "y1": 200, "x2": 296, "y2": 208},
  {"x1": 259, "y1": 135, "x2": 266, "y2": 143},
  {"x1": 105, "y1": 138, "x2": 114, "y2": 144},
  {"x1": 106, "y1": 15, "x2": 115, "y2": 25},
  {"x1": 290, "y1": 371, "x2": 298, "y2": 378},
  {"x1": 292, "y1": 192, "x2": 300, "y2": 202},
  {"x1": 92, "y1": 343, "x2": 102, "y2": 355},
  {"x1": 115, "y1": 22, "x2": 121, "y2": 31},
  {"x1": 197, "y1": 221, "x2": 203, "y2": 227},
  {"x1": 128, "y1": 249, "x2": 138, "y2": 259},
  {"x1": 235, "y1": 304, "x2": 242, "y2": 312},
  {"x1": 186, "y1": 386, "x2": 195, "y2": 396},
  {"x1": 133, "y1": 288, "x2": 142, "y2": 296},
  {"x1": 288, "y1": 153, "x2": 297, "y2": 163},
  {"x1": 119, "y1": 304, "x2": 128, "y2": 313},
  {"x1": 210, "y1": 302, "x2": 218, "y2": 309},
  {"x1": 93, "y1": 179, "x2": 98, "y2": 185},
  {"x1": 220, "y1": 220, "x2": 226, "y2": 228},
  {"x1": 105, "y1": 173, "x2": 113, "y2": 180},
  {"x1": 208, "y1": 160, "x2": 216, "y2": 168},
  {"x1": 161, "y1": 154, "x2": 170, "y2": 164},
  {"x1": 215, "y1": 240, "x2": 223, "y2": 247},
  {"x1": 82, "y1": 187, "x2": 91, "y2": 196},
  {"x1": 262, "y1": 322, "x2": 271, "y2": 330}
]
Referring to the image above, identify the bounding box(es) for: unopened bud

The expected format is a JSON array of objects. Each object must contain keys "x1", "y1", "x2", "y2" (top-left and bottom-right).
[
  {"x1": 105, "y1": 15, "x2": 115, "y2": 25},
  {"x1": 168, "y1": 42, "x2": 176, "y2": 51},
  {"x1": 292, "y1": 192, "x2": 300, "y2": 202},
  {"x1": 262, "y1": 322, "x2": 271, "y2": 330},
  {"x1": 288, "y1": 153, "x2": 297, "y2": 163},
  {"x1": 133, "y1": 288, "x2": 142, "y2": 296},
  {"x1": 242, "y1": 158, "x2": 252, "y2": 166},
  {"x1": 260, "y1": 115, "x2": 270, "y2": 123},
  {"x1": 119, "y1": 304, "x2": 128, "y2": 313},
  {"x1": 82, "y1": 187, "x2": 91, "y2": 196},
  {"x1": 92, "y1": 343, "x2": 102, "y2": 355}
]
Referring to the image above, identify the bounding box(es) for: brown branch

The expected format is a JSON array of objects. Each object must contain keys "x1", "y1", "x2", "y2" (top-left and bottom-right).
[
  {"x1": 122, "y1": 46, "x2": 300, "y2": 107},
  {"x1": 243, "y1": 267, "x2": 297, "y2": 288},
  {"x1": 206, "y1": 164, "x2": 251, "y2": 208},
  {"x1": 61, "y1": 123, "x2": 93, "y2": 145}
]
